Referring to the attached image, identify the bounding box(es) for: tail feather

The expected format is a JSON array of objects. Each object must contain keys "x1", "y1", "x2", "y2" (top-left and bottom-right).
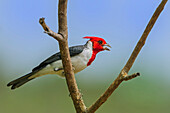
[{"x1": 7, "y1": 72, "x2": 35, "y2": 90}]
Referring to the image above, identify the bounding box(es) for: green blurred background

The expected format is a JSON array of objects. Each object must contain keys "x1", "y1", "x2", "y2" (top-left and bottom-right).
[{"x1": 0, "y1": 0, "x2": 170, "y2": 113}]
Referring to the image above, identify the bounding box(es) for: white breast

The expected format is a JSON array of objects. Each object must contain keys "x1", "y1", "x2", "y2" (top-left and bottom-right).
[{"x1": 71, "y1": 41, "x2": 93, "y2": 73}]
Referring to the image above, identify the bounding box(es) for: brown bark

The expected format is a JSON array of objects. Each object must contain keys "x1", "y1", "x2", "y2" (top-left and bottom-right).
[
  {"x1": 39, "y1": 0, "x2": 86, "y2": 112},
  {"x1": 87, "y1": 0, "x2": 168, "y2": 112}
]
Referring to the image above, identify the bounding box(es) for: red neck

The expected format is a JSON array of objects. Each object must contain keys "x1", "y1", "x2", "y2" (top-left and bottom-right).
[{"x1": 87, "y1": 50, "x2": 99, "y2": 66}]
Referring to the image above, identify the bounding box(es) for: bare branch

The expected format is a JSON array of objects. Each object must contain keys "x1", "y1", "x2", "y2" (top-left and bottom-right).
[
  {"x1": 123, "y1": 0, "x2": 168, "y2": 73},
  {"x1": 58, "y1": 40, "x2": 87, "y2": 113},
  {"x1": 87, "y1": 0, "x2": 168, "y2": 112},
  {"x1": 39, "y1": 0, "x2": 86, "y2": 112},
  {"x1": 58, "y1": 0, "x2": 68, "y2": 39},
  {"x1": 121, "y1": 72, "x2": 140, "y2": 81},
  {"x1": 57, "y1": 0, "x2": 87, "y2": 112},
  {"x1": 39, "y1": 18, "x2": 63, "y2": 41}
]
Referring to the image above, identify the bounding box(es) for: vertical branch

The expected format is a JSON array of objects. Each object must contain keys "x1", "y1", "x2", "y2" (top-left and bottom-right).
[
  {"x1": 58, "y1": 0, "x2": 68, "y2": 38},
  {"x1": 87, "y1": 0, "x2": 168, "y2": 113},
  {"x1": 39, "y1": 0, "x2": 86, "y2": 112},
  {"x1": 57, "y1": 0, "x2": 86, "y2": 112}
]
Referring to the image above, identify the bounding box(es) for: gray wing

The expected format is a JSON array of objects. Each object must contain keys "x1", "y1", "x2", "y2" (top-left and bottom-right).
[{"x1": 32, "y1": 45, "x2": 85, "y2": 72}]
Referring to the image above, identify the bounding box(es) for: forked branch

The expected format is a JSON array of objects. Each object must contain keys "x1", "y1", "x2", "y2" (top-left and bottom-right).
[
  {"x1": 39, "y1": 0, "x2": 86, "y2": 112},
  {"x1": 39, "y1": 18, "x2": 63, "y2": 41},
  {"x1": 87, "y1": 0, "x2": 168, "y2": 112}
]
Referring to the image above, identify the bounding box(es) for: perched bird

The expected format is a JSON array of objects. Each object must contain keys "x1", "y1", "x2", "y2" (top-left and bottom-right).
[{"x1": 7, "y1": 36, "x2": 111, "y2": 89}]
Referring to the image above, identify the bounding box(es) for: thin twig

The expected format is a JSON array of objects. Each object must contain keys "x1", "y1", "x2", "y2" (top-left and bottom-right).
[
  {"x1": 39, "y1": 18, "x2": 63, "y2": 41},
  {"x1": 87, "y1": 0, "x2": 168, "y2": 112},
  {"x1": 122, "y1": 72, "x2": 140, "y2": 81}
]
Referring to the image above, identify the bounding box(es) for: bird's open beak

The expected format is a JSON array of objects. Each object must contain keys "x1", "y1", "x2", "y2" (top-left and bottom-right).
[{"x1": 103, "y1": 43, "x2": 111, "y2": 51}]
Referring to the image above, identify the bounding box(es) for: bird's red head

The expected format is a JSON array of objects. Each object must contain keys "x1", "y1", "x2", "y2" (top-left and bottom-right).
[
  {"x1": 83, "y1": 36, "x2": 111, "y2": 53},
  {"x1": 83, "y1": 36, "x2": 111, "y2": 66}
]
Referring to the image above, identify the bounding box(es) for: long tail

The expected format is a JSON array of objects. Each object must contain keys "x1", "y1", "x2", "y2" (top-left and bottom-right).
[{"x1": 7, "y1": 72, "x2": 35, "y2": 90}]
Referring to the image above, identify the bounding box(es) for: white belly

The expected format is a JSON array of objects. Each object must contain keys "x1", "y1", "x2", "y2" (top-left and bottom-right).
[{"x1": 71, "y1": 47, "x2": 92, "y2": 73}]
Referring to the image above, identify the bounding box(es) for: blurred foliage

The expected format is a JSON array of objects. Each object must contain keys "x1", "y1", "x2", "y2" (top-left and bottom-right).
[{"x1": 1, "y1": 71, "x2": 170, "y2": 113}]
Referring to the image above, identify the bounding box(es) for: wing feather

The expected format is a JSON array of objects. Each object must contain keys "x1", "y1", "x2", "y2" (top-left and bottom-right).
[{"x1": 32, "y1": 45, "x2": 85, "y2": 72}]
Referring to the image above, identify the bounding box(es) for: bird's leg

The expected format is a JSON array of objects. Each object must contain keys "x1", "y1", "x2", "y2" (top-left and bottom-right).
[
  {"x1": 54, "y1": 68, "x2": 63, "y2": 72},
  {"x1": 54, "y1": 68, "x2": 66, "y2": 77},
  {"x1": 62, "y1": 71, "x2": 65, "y2": 77},
  {"x1": 72, "y1": 65, "x2": 75, "y2": 71}
]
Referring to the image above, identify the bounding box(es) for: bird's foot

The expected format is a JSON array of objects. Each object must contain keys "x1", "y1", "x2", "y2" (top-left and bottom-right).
[
  {"x1": 72, "y1": 65, "x2": 75, "y2": 71},
  {"x1": 54, "y1": 68, "x2": 63, "y2": 72}
]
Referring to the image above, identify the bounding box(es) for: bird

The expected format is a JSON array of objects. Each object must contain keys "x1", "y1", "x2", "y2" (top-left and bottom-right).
[{"x1": 7, "y1": 36, "x2": 111, "y2": 90}]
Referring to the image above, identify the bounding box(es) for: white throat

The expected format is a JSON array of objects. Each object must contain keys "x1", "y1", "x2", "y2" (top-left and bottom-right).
[{"x1": 85, "y1": 40, "x2": 93, "y2": 49}]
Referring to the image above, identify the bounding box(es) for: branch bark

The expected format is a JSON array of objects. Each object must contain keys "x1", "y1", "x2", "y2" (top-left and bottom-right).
[
  {"x1": 39, "y1": 0, "x2": 86, "y2": 112},
  {"x1": 87, "y1": 0, "x2": 168, "y2": 112}
]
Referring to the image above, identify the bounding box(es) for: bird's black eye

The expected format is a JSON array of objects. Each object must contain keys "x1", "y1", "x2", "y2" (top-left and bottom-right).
[{"x1": 98, "y1": 40, "x2": 103, "y2": 44}]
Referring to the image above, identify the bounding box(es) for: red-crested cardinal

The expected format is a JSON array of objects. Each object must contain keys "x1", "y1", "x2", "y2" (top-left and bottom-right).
[{"x1": 7, "y1": 36, "x2": 111, "y2": 89}]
